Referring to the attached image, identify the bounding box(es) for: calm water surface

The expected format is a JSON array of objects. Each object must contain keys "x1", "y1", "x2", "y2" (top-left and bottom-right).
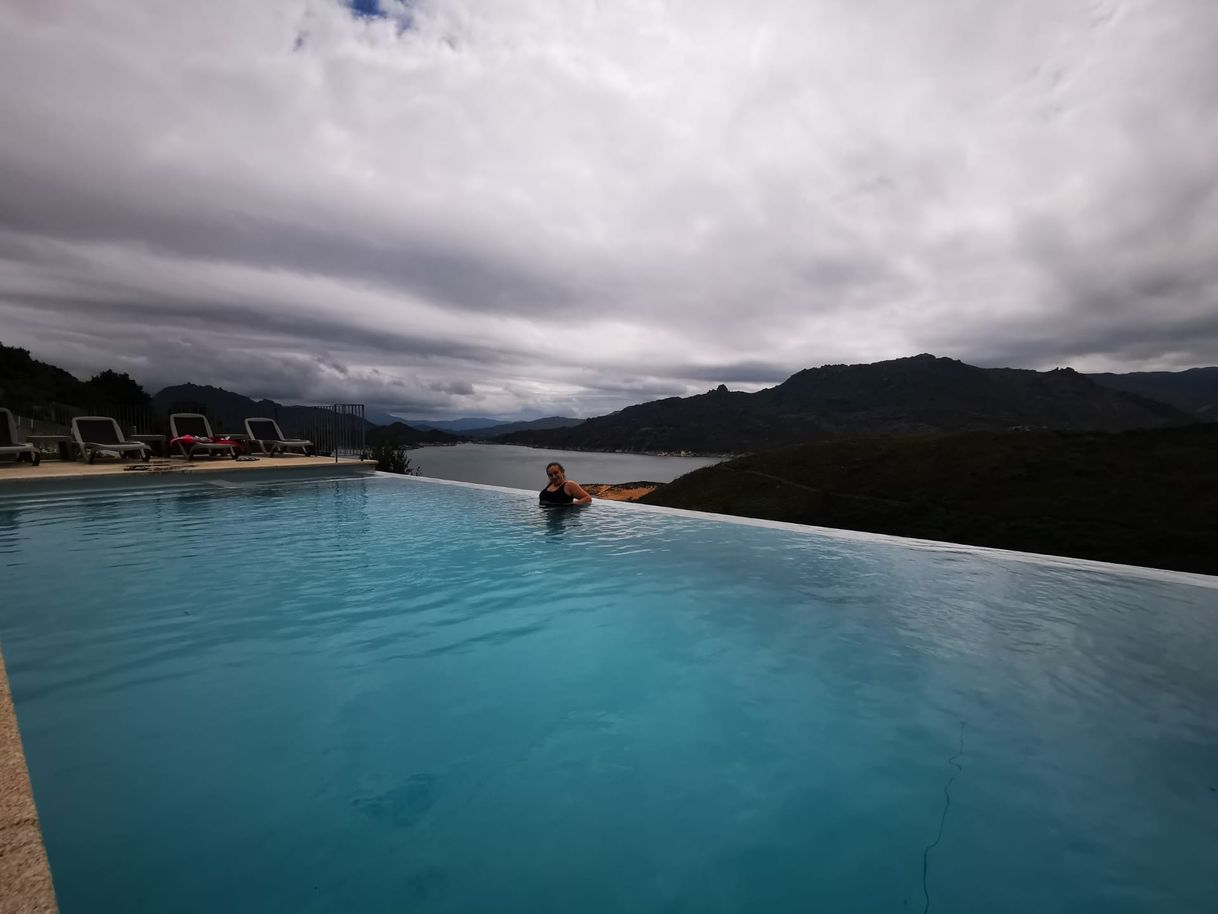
[
  {"x1": 1, "y1": 475, "x2": 1216, "y2": 913},
  {"x1": 408, "y1": 442, "x2": 721, "y2": 489}
]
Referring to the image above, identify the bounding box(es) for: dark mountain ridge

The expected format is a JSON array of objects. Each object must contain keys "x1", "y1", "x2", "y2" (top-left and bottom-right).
[
  {"x1": 1086, "y1": 367, "x2": 1218, "y2": 418},
  {"x1": 150, "y1": 383, "x2": 367, "y2": 435},
  {"x1": 402, "y1": 417, "x2": 504, "y2": 432},
  {"x1": 407, "y1": 415, "x2": 582, "y2": 437},
  {"x1": 501, "y1": 355, "x2": 1193, "y2": 455},
  {"x1": 467, "y1": 416, "x2": 583, "y2": 438},
  {"x1": 365, "y1": 421, "x2": 459, "y2": 446}
]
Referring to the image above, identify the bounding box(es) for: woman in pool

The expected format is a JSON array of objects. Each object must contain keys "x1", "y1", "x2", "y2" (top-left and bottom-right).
[{"x1": 540, "y1": 461, "x2": 592, "y2": 506}]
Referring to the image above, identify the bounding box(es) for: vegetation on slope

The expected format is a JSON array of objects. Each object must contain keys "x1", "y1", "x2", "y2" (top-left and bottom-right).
[
  {"x1": 0, "y1": 342, "x2": 149, "y2": 410},
  {"x1": 641, "y1": 424, "x2": 1218, "y2": 576}
]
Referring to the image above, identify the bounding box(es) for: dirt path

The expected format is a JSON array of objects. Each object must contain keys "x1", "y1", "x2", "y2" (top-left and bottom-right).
[{"x1": 584, "y1": 482, "x2": 660, "y2": 501}]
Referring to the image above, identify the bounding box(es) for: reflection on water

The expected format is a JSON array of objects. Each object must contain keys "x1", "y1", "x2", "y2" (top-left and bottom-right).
[{"x1": 542, "y1": 504, "x2": 585, "y2": 537}]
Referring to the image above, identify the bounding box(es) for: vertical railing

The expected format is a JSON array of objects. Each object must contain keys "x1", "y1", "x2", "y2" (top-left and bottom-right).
[
  {"x1": 8, "y1": 402, "x2": 156, "y2": 435},
  {"x1": 274, "y1": 404, "x2": 366, "y2": 459},
  {"x1": 321, "y1": 404, "x2": 366, "y2": 460},
  {"x1": 108, "y1": 405, "x2": 156, "y2": 435}
]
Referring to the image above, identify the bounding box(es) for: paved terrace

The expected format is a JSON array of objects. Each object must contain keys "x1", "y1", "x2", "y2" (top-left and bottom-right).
[
  {"x1": 0, "y1": 453, "x2": 377, "y2": 911},
  {"x1": 0, "y1": 454, "x2": 378, "y2": 489}
]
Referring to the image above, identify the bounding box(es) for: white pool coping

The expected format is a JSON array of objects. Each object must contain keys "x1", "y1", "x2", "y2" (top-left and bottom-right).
[{"x1": 377, "y1": 471, "x2": 1218, "y2": 591}]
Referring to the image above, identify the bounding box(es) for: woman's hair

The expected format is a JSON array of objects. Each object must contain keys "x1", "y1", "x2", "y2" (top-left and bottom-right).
[{"x1": 545, "y1": 462, "x2": 565, "y2": 473}]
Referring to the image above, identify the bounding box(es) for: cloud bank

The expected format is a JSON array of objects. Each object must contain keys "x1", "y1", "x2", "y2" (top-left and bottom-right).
[{"x1": 2, "y1": 0, "x2": 1216, "y2": 418}]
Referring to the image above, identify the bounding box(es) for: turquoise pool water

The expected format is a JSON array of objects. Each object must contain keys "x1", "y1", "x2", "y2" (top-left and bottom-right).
[{"x1": 1, "y1": 475, "x2": 1216, "y2": 913}]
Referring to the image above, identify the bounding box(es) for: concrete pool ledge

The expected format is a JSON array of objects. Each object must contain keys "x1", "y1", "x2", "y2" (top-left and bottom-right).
[
  {"x1": 0, "y1": 648, "x2": 58, "y2": 913},
  {"x1": 0, "y1": 455, "x2": 377, "y2": 496}
]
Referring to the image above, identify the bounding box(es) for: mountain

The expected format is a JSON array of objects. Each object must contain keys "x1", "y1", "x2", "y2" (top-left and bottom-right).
[
  {"x1": 466, "y1": 416, "x2": 583, "y2": 438},
  {"x1": 401, "y1": 416, "x2": 582, "y2": 436},
  {"x1": 151, "y1": 384, "x2": 275, "y2": 433},
  {"x1": 499, "y1": 355, "x2": 1192, "y2": 454},
  {"x1": 641, "y1": 423, "x2": 1218, "y2": 576},
  {"x1": 149, "y1": 383, "x2": 352, "y2": 435},
  {"x1": 401, "y1": 417, "x2": 505, "y2": 432},
  {"x1": 1086, "y1": 367, "x2": 1218, "y2": 419},
  {"x1": 153, "y1": 384, "x2": 460, "y2": 445},
  {"x1": 365, "y1": 421, "x2": 460, "y2": 446},
  {"x1": 364, "y1": 407, "x2": 405, "y2": 426}
]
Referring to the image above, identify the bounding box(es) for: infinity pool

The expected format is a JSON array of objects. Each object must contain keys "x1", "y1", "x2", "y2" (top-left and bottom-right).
[{"x1": 1, "y1": 475, "x2": 1216, "y2": 913}]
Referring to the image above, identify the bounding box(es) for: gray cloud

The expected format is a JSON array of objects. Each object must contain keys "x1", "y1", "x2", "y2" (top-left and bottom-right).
[{"x1": 1, "y1": 0, "x2": 1216, "y2": 419}]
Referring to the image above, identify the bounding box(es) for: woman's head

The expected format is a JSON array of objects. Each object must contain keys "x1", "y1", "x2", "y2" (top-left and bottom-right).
[{"x1": 545, "y1": 462, "x2": 565, "y2": 481}]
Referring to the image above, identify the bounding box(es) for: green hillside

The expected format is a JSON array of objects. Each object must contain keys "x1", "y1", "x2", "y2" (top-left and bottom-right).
[{"x1": 641, "y1": 424, "x2": 1218, "y2": 576}]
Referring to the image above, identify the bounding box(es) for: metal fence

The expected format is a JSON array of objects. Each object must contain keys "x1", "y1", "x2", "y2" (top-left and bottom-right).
[
  {"x1": 8, "y1": 401, "x2": 156, "y2": 436},
  {"x1": 274, "y1": 404, "x2": 367, "y2": 460}
]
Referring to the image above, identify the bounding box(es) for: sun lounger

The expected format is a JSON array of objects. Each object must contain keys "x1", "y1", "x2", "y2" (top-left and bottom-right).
[
  {"x1": 244, "y1": 418, "x2": 313, "y2": 456},
  {"x1": 71, "y1": 416, "x2": 151, "y2": 464},
  {"x1": 169, "y1": 413, "x2": 238, "y2": 459},
  {"x1": 0, "y1": 408, "x2": 40, "y2": 465}
]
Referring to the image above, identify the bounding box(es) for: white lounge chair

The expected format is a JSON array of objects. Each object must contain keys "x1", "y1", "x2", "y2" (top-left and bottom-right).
[
  {"x1": 244, "y1": 417, "x2": 313, "y2": 456},
  {"x1": 169, "y1": 413, "x2": 238, "y2": 459},
  {"x1": 71, "y1": 416, "x2": 151, "y2": 464},
  {"x1": 0, "y1": 408, "x2": 40, "y2": 465}
]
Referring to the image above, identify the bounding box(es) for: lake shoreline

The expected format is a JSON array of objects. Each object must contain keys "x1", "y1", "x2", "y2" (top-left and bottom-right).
[
  {"x1": 405, "y1": 442, "x2": 721, "y2": 491},
  {"x1": 410, "y1": 440, "x2": 742, "y2": 460}
]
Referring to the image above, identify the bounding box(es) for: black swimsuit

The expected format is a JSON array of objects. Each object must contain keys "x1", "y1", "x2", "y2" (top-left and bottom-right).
[{"x1": 540, "y1": 483, "x2": 575, "y2": 506}]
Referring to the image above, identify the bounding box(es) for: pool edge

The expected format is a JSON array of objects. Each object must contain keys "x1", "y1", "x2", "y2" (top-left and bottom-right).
[
  {"x1": 381, "y1": 472, "x2": 1218, "y2": 591},
  {"x1": 0, "y1": 645, "x2": 59, "y2": 913}
]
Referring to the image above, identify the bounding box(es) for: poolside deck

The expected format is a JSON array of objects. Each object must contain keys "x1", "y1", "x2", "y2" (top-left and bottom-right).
[{"x1": 0, "y1": 455, "x2": 378, "y2": 491}]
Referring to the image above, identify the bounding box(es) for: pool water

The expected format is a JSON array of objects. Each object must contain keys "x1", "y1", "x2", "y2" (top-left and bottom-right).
[{"x1": 1, "y1": 475, "x2": 1216, "y2": 913}]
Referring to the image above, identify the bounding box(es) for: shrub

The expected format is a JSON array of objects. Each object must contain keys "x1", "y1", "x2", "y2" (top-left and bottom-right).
[{"x1": 369, "y1": 440, "x2": 419, "y2": 475}]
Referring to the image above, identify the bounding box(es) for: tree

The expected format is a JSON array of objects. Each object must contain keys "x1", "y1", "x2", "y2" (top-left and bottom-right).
[{"x1": 86, "y1": 370, "x2": 150, "y2": 406}]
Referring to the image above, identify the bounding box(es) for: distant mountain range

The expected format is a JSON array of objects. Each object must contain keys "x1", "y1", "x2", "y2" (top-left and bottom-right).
[
  {"x1": 404, "y1": 416, "x2": 582, "y2": 436},
  {"x1": 400, "y1": 416, "x2": 504, "y2": 432},
  {"x1": 6, "y1": 342, "x2": 1216, "y2": 457},
  {"x1": 1085, "y1": 367, "x2": 1218, "y2": 418},
  {"x1": 500, "y1": 354, "x2": 1210, "y2": 454},
  {"x1": 365, "y1": 421, "x2": 459, "y2": 447}
]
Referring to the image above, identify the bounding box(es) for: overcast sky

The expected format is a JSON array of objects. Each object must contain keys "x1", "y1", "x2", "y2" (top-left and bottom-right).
[{"x1": 2, "y1": 0, "x2": 1216, "y2": 419}]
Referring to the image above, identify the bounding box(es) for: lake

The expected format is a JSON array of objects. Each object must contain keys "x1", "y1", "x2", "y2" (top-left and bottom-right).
[{"x1": 406, "y1": 443, "x2": 721, "y2": 490}]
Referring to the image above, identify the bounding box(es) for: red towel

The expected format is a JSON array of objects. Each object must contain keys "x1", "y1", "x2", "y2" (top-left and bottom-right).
[{"x1": 171, "y1": 435, "x2": 240, "y2": 448}]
